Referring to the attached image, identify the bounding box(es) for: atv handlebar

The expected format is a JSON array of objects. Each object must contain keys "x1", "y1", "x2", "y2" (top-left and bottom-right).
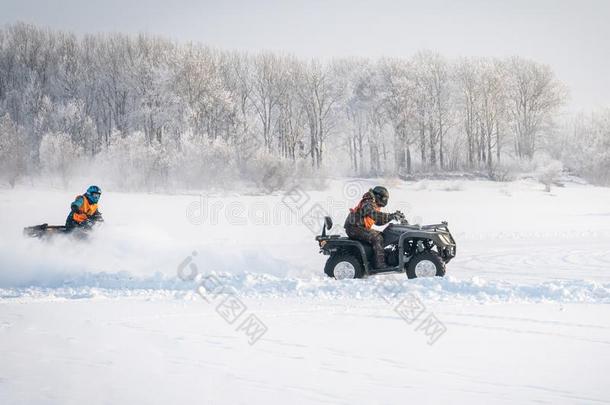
[{"x1": 392, "y1": 211, "x2": 406, "y2": 222}]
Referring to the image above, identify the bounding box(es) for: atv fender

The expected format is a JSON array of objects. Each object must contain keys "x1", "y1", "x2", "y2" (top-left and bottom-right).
[{"x1": 322, "y1": 239, "x2": 373, "y2": 273}]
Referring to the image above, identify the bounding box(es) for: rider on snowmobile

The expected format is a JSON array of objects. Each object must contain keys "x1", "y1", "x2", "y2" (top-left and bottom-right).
[
  {"x1": 344, "y1": 186, "x2": 403, "y2": 269},
  {"x1": 65, "y1": 185, "x2": 104, "y2": 230}
]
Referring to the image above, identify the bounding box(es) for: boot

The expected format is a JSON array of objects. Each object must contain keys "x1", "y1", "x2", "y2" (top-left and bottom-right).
[{"x1": 374, "y1": 251, "x2": 387, "y2": 269}]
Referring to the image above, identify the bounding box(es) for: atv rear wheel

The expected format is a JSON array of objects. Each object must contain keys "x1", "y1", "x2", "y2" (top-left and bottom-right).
[
  {"x1": 324, "y1": 253, "x2": 364, "y2": 280},
  {"x1": 406, "y1": 251, "x2": 445, "y2": 279}
]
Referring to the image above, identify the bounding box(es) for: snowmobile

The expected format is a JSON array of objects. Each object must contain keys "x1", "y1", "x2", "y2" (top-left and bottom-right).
[
  {"x1": 23, "y1": 219, "x2": 103, "y2": 240},
  {"x1": 315, "y1": 215, "x2": 456, "y2": 279}
]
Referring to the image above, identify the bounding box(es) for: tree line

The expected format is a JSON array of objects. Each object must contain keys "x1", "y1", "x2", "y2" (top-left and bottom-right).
[{"x1": 0, "y1": 22, "x2": 607, "y2": 189}]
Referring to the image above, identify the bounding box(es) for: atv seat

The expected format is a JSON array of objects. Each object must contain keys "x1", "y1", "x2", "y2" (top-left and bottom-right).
[{"x1": 343, "y1": 234, "x2": 375, "y2": 261}]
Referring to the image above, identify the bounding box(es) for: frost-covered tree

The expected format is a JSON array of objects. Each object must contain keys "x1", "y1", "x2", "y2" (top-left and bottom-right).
[
  {"x1": 39, "y1": 131, "x2": 82, "y2": 187},
  {"x1": 411, "y1": 51, "x2": 453, "y2": 170},
  {"x1": 505, "y1": 57, "x2": 567, "y2": 159},
  {"x1": 555, "y1": 109, "x2": 610, "y2": 185},
  {"x1": 343, "y1": 58, "x2": 376, "y2": 174},
  {"x1": 251, "y1": 53, "x2": 288, "y2": 151},
  {"x1": 378, "y1": 58, "x2": 417, "y2": 174},
  {"x1": 297, "y1": 60, "x2": 345, "y2": 168},
  {"x1": 534, "y1": 154, "x2": 563, "y2": 192},
  {"x1": 0, "y1": 114, "x2": 29, "y2": 186},
  {"x1": 0, "y1": 22, "x2": 599, "y2": 190}
]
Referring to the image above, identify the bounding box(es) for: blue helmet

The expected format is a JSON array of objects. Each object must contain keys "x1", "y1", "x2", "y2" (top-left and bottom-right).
[{"x1": 85, "y1": 185, "x2": 102, "y2": 204}]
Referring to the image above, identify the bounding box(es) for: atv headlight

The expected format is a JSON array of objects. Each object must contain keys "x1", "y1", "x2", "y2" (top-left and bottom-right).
[{"x1": 438, "y1": 234, "x2": 451, "y2": 245}]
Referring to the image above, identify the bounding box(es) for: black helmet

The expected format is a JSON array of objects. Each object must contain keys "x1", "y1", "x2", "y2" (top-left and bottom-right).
[{"x1": 371, "y1": 186, "x2": 389, "y2": 207}]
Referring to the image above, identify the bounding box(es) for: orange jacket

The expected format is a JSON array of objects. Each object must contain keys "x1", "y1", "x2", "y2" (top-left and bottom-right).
[
  {"x1": 71, "y1": 195, "x2": 98, "y2": 223},
  {"x1": 345, "y1": 191, "x2": 392, "y2": 230},
  {"x1": 352, "y1": 199, "x2": 379, "y2": 229}
]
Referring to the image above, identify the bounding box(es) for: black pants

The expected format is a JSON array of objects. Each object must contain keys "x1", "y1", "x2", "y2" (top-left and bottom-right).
[{"x1": 345, "y1": 225, "x2": 386, "y2": 268}]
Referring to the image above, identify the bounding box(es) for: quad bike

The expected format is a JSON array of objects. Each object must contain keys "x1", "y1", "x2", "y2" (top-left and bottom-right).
[{"x1": 315, "y1": 215, "x2": 456, "y2": 279}]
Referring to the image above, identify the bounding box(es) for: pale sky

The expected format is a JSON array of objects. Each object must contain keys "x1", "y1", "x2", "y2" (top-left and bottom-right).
[{"x1": 2, "y1": 0, "x2": 609, "y2": 111}]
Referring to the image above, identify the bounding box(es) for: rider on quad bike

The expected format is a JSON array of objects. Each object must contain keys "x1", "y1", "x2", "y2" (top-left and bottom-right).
[
  {"x1": 344, "y1": 186, "x2": 403, "y2": 269},
  {"x1": 65, "y1": 185, "x2": 104, "y2": 231}
]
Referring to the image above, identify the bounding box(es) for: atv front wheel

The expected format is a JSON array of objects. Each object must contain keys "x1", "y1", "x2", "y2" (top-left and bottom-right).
[
  {"x1": 324, "y1": 253, "x2": 364, "y2": 280},
  {"x1": 406, "y1": 251, "x2": 445, "y2": 279}
]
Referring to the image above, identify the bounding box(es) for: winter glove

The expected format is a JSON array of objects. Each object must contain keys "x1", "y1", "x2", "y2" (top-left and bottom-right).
[
  {"x1": 92, "y1": 212, "x2": 104, "y2": 223},
  {"x1": 392, "y1": 211, "x2": 406, "y2": 222}
]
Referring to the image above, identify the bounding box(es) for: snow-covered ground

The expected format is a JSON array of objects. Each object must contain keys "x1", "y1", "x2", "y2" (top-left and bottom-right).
[{"x1": 1, "y1": 178, "x2": 610, "y2": 404}]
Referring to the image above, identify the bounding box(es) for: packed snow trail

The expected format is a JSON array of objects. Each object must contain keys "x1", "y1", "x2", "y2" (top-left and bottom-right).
[
  {"x1": 1, "y1": 179, "x2": 609, "y2": 404},
  {"x1": 1, "y1": 298, "x2": 608, "y2": 404},
  {"x1": 2, "y1": 272, "x2": 610, "y2": 304}
]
